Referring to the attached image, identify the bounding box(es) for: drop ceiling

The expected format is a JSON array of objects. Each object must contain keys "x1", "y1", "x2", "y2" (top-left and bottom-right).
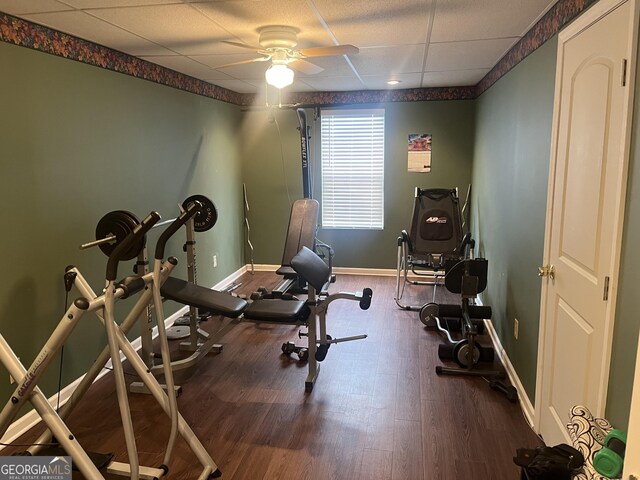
[{"x1": 0, "y1": 0, "x2": 559, "y2": 94}]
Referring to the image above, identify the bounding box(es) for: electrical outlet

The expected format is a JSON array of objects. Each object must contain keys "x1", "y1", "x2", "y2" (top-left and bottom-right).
[
  {"x1": 212, "y1": 254, "x2": 218, "y2": 268},
  {"x1": 514, "y1": 318, "x2": 519, "y2": 340}
]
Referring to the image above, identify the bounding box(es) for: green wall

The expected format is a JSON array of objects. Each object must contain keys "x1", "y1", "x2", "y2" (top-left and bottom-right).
[
  {"x1": 0, "y1": 42, "x2": 244, "y2": 403},
  {"x1": 471, "y1": 37, "x2": 557, "y2": 404},
  {"x1": 472, "y1": 28, "x2": 640, "y2": 429},
  {"x1": 241, "y1": 101, "x2": 476, "y2": 268}
]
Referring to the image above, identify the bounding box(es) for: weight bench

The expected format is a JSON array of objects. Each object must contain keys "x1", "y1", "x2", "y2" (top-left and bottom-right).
[
  {"x1": 162, "y1": 277, "x2": 247, "y2": 319},
  {"x1": 270, "y1": 198, "x2": 319, "y2": 296},
  {"x1": 160, "y1": 246, "x2": 372, "y2": 391}
]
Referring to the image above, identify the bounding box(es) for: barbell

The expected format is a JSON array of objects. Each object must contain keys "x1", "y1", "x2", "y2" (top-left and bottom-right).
[{"x1": 80, "y1": 195, "x2": 218, "y2": 260}]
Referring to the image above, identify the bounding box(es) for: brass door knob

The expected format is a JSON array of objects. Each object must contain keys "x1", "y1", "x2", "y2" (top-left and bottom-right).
[{"x1": 538, "y1": 265, "x2": 556, "y2": 280}]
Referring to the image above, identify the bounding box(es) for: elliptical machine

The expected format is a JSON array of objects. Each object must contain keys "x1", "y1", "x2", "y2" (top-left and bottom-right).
[{"x1": 0, "y1": 204, "x2": 222, "y2": 478}]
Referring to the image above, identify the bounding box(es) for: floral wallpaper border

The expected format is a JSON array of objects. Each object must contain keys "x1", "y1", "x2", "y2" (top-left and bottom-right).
[
  {"x1": 0, "y1": 0, "x2": 597, "y2": 106},
  {"x1": 0, "y1": 12, "x2": 245, "y2": 105},
  {"x1": 476, "y1": 0, "x2": 597, "y2": 95}
]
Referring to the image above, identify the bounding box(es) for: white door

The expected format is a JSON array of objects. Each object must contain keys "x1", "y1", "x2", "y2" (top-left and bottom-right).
[
  {"x1": 535, "y1": 0, "x2": 638, "y2": 446},
  {"x1": 623, "y1": 332, "x2": 640, "y2": 479}
]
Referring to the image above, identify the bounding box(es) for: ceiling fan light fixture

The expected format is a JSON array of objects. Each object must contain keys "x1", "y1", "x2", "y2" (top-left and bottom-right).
[{"x1": 265, "y1": 64, "x2": 295, "y2": 89}]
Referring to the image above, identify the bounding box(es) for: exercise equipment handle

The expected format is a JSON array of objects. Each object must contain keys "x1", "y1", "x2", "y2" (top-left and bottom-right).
[
  {"x1": 155, "y1": 200, "x2": 202, "y2": 260},
  {"x1": 359, "y1": 288, "x2": 373, "y2": 310},
  {"x1": 106, "y1": 211, "x2": 160, "y2": 281}
]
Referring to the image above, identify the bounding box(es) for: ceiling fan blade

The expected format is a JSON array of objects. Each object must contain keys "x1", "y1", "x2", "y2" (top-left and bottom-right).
[
  {"x1": 298, "y1": 44, "x2": 359, "y2": 58},
  {"x1": 215, "y1": 57, "x2": 270, "y2": 69},
  {"x1": 288, "y1": 59, "x2": 324, "y2": 75},
  {"x1": 222, "y1": 40, "x2": 262, "y2": 51}
]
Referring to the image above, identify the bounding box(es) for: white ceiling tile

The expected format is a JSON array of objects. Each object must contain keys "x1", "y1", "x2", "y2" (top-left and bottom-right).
[
  {"x1": 290, "y1": 56, "x2": 354, "y2": 78},
  {"x1": 299, "y1": 75, "x2": 365, "y2": 92},
  {"x1": 361, "y1": 73, "x2": 423, "y2": 90},
  {"x1": 190, "y1": 53, "x2": 269, "y2": 79},
  {"x1": 191, "y1": 0, "x2": 333, "y2": 48},
  {"x1": 210, "y1": 79, "x2": 260, "y2": 94},
  {"x1": 62, "y1": 0, "x2": 180, "y2": 7},
  {"x1": 425, "y1": 38, "x2": 518, "y2": 72},
  {"x1": 288, "y1": 80, "x2": 317, "y2": 92},
  {"x1": 431, "y1": 0, "x2": 558, "y2": 42},
  {"x1": 351, "y1": 45, "x2": 425, "y2": 76},
  {"x1": 23, "y1": 10, "x2": 175, "y2": 56},
  {"x1": 0, "y1": 0, "x2": 72, "y2": 14},
  {"x1": 422, "y1": 69, "x2": 490, "y2": 87},
  {"x1": 311, "y1": 0, "x2": 432, "y2": 47},
  {"x1": 85, "y1": 4, "x2": 235, "y2": 55},
  {"x1": 213, "y1": 61, "x2": 269, "y2": 80},
  {"x1": 140, "y1": 55, "x2": 234, "y2": 80}
]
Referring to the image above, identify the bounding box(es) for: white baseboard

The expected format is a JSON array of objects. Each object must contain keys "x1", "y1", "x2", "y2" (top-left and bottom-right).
[
  {"x1": 245, "y1": 263, "x2": 421, "y2": 277},
  {"x1": 483, "y1": 318, "x2": 536, "y2": 430},
  {"x1": 0, "y1": 266, "x2": 248, "y2": 448}
]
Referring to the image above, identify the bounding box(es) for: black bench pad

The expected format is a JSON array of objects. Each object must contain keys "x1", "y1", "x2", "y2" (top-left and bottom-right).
[
  {"x1": 161, "y1": 277, "x2": 247, "y2": 318},
  {"x1": 243, "y1": 299, "x2": 307, "y2": 323},
  {"x1": 275, "y1": 265, "x2": 296, "y2": 277}
]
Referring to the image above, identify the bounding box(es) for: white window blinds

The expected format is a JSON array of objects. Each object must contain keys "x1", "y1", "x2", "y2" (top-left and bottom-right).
[{"x1": 320, "y1": 108, "x2": 385, "y2": 229}]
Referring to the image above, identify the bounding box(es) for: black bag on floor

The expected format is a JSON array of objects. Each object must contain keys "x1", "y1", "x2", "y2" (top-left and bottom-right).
[{"x1": 514, "y1": 443, "x2": 584, "y2": 480}]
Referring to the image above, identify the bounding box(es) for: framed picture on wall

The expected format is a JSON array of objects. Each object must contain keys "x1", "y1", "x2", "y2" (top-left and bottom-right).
[{"x1": 408, "y1": 133, "x2": 432, "y2": 172}]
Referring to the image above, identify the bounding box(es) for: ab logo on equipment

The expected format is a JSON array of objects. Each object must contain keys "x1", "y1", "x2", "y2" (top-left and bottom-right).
[{"x1": 0, "y1": 456, "x2": 72, "y2": 480}]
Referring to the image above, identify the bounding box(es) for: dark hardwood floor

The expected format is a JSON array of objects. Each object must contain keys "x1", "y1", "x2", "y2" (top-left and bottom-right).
[{"x1": 6, "y1": 271, "x2": 542, "y2": 479}]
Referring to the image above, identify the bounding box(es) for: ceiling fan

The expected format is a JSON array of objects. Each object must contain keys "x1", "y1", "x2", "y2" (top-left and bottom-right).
[{"x1": 218, "y1": 26, "x2": 359, "y2": 88}]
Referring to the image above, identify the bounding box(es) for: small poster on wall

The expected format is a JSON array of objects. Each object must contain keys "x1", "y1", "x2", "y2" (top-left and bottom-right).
[{"x1": 408, "y1": 133, "x2": 432, "y2": 172}]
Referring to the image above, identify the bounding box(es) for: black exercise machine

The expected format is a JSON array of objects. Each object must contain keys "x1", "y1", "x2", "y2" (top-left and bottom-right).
[
  {"x1": 395, "y1": 187, "x2": 472, "y2": 311},
  {"x1": 84, "y1": 196, "x2": 221, "y2": 382},
  {"x1": 421, "y1": 257, "x2": 517, "y2": 401},
  {"x1": 429, "y1": 258, "x2": 496, "y2": 374},
  {"x1": 267, "y1": 109, "x2": 334, "y2": 297},
  {"x1": 161, "y1": 246, "x2": 372, "y2": 392},
  {"x1": 270, "y1": 197, "x2": 322, "y2": 296}
]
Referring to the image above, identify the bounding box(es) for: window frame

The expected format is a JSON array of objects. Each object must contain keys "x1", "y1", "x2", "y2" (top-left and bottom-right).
[{"x1": 319, "y1": 108, "x2": 385, "y2": 230}]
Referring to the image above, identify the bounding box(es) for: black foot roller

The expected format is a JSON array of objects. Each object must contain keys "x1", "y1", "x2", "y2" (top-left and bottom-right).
[{"x1": 315, "y1": 335, "x2": 332, "y2": 361}]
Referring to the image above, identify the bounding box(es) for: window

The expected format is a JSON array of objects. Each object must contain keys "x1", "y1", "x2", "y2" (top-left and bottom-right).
[{"x1": 320, "y1": 108, "x2": 385, "y2": 229}]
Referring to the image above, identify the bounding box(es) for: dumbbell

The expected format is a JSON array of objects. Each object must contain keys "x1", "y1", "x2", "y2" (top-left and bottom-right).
[
  {"x1": 281, "y1": 342, "x2": 309, "y2": 361},
  {"x1": 593, "y1": 428, "x2": 626, "y2": 478}
]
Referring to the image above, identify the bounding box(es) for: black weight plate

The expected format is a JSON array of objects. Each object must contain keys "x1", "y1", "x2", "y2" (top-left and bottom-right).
[
  {"x1": 182, "y1": 195, "x2": 218, "y2": 232},
  {"x1": 95, "y1": 212, "x2": 128, "y2": 257},
  {"x1": 95, "y1": 210, "x2": 144, "y2": 260},
  {"x1": 453, "y1": 340, "x2": 481, "y2": 368},
  {"x1": 119, "y1": 210, "x2": 146, "y2": 260},
  {"x1": 419, "y1": 302, "x2": 438, "y2": 327}
]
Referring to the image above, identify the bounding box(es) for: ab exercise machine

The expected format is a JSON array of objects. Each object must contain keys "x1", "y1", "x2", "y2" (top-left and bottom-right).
[
  {"x1": 0, "y1": 202, "x2": 221, "y2": 479},
  {"x1": 396, "y1": 187, "x2": 516, "y2": 401}
]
